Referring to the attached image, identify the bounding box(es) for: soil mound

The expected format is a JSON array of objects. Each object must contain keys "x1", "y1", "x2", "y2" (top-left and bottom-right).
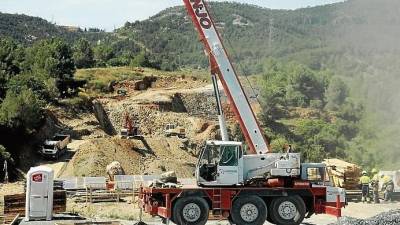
[{"x1": 62, "y1": 137, "x2": 197, "y2": 178}]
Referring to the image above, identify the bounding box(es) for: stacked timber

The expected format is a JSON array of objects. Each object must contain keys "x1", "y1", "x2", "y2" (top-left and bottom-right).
[
  {"x1": 323, "y1": 158, "x2": 362, "y2": 189},
  {"x1": 3, "y1": 191, "x2": 66, "y2": 217}
]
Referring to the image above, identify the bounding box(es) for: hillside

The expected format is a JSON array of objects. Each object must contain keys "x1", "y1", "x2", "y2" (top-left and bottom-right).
[
  {"x1": 118, "y1": 0, "x2": 400, "y2": 68},
  {"x1": 117, "y1": 0, "x2": 400, "y2": 168},
  {"x1": 1, "y1": 0, "x2": 400, "y2": 170},
  {"x1": 0, "y1": 12, "x2": 112, "y2": 44},
  {"x1": 116, "y1": 0, "x2": 400, "y2": 120}
]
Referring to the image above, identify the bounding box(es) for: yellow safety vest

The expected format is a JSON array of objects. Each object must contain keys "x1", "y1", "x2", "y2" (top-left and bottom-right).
[
  {"x1": 382, "y1": 175, "x2": 392, "y2": 184},
  {"x1": 359, "y1": 175, "x2": 371, "y2": 185}
]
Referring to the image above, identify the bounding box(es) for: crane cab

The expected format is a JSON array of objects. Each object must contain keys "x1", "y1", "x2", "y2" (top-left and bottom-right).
[
  {"x1": 196, "y1": 141, "x2": 244, "y2": 186},
  {"x1": 196, "y1": 140, "x2": 302, "y2": 186}
]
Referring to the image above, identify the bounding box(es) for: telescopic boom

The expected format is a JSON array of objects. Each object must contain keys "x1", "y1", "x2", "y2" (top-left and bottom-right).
[{"x1": 183, "y1": 0, "x2": 269, "y2": 154}]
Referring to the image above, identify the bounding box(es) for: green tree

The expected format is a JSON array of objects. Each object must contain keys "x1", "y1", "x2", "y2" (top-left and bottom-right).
[
  {"x1": 261, "y1": 60, "x2": 287, "y2": 120},
  {"x1": 94, "y1": 44, "x2": 114, "y2": 66},
  {"x1": 261, "y1": 60, "x2": 327, "y2": 120},
  {"x1": 337, "y1": 99, "x2": 363, "y2": 122},
  {"x1": 73, "y1": 38, "x2": 94, "y2": 69},
  {"x1": 7, "y1": 73, "x2": 50, "y2": 100},
  {"x1": 130, "y1": 51, "x2": 151, "y2": 67},
  {"x1": 325, "y1": 77, "x2": 348, "y2": 111},
  {"x1": 0, "y1": 38, "x2": 24, "y2": 98},
  {"x1": 270, "y1": 136, "x2": 289, "y2": 152},
  {"x1": 303, "y1": 144, "x2": 325, "y2": 162},
  {"x1": 0, "y1": 89, "x2": 44, "y2": 132},
  {"x1": 286, "y1": 63, "x2": 326, "y2": 106},
  {"x1": 295, "y1": 119, "x2": 341, "y2": 154},
  {"x1": 25, "y1": 38, "x2": 75, "y2": 80}
]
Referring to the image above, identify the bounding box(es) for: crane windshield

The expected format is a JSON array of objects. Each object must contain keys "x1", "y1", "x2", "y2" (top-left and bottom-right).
[{"x1": 197, "y1": 143, "x2": 241, "y2": 182}]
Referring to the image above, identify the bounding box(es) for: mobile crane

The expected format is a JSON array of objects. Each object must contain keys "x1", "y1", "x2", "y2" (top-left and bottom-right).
[{"x1": 139, "y1": 1, "x2": 346, "y2": 225}]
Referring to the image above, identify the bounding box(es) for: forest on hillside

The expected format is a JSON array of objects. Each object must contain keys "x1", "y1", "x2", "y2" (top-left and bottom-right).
[{"x1": 1, "y1": 0, "x2": 400, "y2": 172}]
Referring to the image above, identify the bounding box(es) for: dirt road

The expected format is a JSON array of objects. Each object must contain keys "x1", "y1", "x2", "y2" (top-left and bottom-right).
[{"x1": 39, "y1": 140, "x2": 86, "y2": 178}]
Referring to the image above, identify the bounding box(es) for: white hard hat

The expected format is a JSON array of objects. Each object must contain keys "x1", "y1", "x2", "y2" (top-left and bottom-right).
[{"x1": 362, "y1": 171, "x2": 367, "y2": 175}]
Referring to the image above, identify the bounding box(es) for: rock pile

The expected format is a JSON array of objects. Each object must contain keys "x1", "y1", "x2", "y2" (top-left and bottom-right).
[
  {"x1": 180, "y1": 92, "x2": 217, "y2": 117},
  {"x1": 330, "y1": 210, "x2": 400, "y2": 225}
]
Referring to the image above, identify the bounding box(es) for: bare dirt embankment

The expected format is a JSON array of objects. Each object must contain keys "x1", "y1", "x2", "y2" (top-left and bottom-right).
[
  {"x1": 5, "y1": 68, "x2": 255, "y2": 181},
  {"x1": 61, "y1": 137, "x2": 197, "y2": 178},
  {"x1": 52, "y1": 72, "x2": 228, "y2": 178}
]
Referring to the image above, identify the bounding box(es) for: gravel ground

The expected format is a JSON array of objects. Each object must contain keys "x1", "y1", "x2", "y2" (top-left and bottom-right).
[
  {"x1": 16, "y1": 202, "x2": 400, "y2": 225},
  {"x1": 329, "y1": 209, "x2": 400, "y2": 225}
]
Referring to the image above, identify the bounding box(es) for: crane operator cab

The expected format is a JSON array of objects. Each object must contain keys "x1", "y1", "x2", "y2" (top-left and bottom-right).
[
  {"x1": 196, "y1": 140, "x2": 303, "y2": 186},
  {"x1": 196, "y1": 141, "x2": 244, "y2": 186}
]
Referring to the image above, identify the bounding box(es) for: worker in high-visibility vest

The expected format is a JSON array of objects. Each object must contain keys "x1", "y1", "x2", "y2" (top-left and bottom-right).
[
  {"x1": 359, "y1": 171, "x2": 371, "y2": 203},
  {"x1": 370, "y1": 168, "x2": 380, "y2": 204},
  {"x1": 381, "y1": 174, "x2": 394, "y2": 202}
]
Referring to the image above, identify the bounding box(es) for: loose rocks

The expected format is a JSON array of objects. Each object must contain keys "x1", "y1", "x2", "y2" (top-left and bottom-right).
[{"x1": 330, "y1": 209, "x2": 400, "y2": 225}]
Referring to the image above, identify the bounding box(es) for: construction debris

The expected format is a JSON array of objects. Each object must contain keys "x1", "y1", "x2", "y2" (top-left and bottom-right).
[
  {"x1": 330, "y1": 209, "x2": 400, "y2": 225},
  {"x1": 160, "y1": 171, "x2": 177, "y2": 183},
  {"x1": 324, "y1": 158, "x2": 361, "y2": 189}
]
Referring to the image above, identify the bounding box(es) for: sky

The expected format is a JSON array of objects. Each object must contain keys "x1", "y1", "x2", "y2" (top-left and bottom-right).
[{"x1": 0, "y1": 0, "x2": 344, "y2": 31}]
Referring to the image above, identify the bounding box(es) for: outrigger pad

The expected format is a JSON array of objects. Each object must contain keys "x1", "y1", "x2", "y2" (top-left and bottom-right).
[{"x1": 133, "y1": 222, "x2": 148, "y2": 225}]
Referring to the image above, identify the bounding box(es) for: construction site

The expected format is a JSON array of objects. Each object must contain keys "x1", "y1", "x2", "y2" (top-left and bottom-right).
[
  {"x1": 1, "y1": 0, "x2": 400, "y2": 225},
  {"x1": 2, "y1": 66, "x2": 399, "y2": 225}
]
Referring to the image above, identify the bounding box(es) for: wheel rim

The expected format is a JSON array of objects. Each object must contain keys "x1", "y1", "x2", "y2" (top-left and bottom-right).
[
  {"x1": 278, "y1": 201, "x2": 297, "y2": 220},
  {"x1": 182, "y1": 203, "x2": 201, "y2": 222},
  {"x1": 239, "y1": 203, "x2": 259, "y2": 222}
]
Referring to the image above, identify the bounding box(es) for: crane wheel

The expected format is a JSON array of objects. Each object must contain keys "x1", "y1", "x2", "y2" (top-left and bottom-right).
[
  {"x1": 230, "y1": 196, "x2": 267, "y2": 225},
  {"x1": 266, "y1": 213, "x2": 274, "y2": 224},
  {"x1": 173, "y1": 196, "x2": 209, "y2": 225},
  {"x1": 269, "y1": 195, "x2": 306, "y2": 225}
]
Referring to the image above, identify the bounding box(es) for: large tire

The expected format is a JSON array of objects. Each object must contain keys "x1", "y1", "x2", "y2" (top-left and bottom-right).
[
  {"x1": 228, "y1": 216, "x2": 234, "y2": 225},
  {"x1": 230, "y1": 196, "x2": 267, "y2": 225},
  {"x1": 266, "y1": 213, "x2": 274, "y2": 224},
  {"x1": 269, "y1": 196, "x2": 306, "y2": 225},
  {"x1": 173, "y1": 196, "x2": 209, "y2": 225}
]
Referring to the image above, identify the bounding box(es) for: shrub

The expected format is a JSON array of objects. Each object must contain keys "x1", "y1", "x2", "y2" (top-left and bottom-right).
[{"x1": 0, "y1": 89, "x2": 44, "y2": 132}]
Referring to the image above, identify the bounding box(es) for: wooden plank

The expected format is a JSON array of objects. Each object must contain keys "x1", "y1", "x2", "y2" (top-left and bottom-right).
[
  {"x1": 4, "y1": 191, "x2": 66, "y2": 215},
  {"x1": 8, "y1": 213, "x2": 19, "y2": 225},
  {"x1": 3, "y1": 213, "x2": 19, "y2": 225}
]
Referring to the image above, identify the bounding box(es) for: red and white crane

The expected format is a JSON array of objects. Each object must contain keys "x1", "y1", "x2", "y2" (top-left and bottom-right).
[
  {"x1": 184, "y1": 0, "x2": 301, "y2": 187},
  {"x1": 139, "y1": 1, "x2": 346, "y2": 225}
]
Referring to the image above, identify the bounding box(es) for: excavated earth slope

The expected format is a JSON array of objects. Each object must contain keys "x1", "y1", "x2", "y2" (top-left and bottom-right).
[
  {"x1": 57, "y1": 74, "x2": 245, "y2": 178},
  {"x1": 62, "y1": 137, "x2": 198, "y2": 178}
]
